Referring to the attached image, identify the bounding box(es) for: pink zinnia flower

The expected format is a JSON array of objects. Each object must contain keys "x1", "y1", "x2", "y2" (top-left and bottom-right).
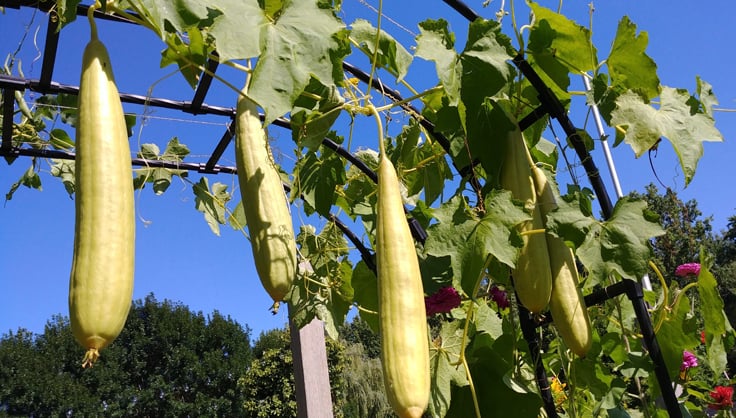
[
  {"x1": 490, "y1": 285, "x2": 510, "y2": 310},
  {"x1": 425, "y1": 287, "x2": 461, "y2": 316},
  {"x1": 675, "y1": 263, "x2": 701, "y2": 278},
  {"x1": 709, "y1": 385, "x2": 734, "y2": 410},
  {"x1": 680, "y1": 350, "x2": 698, "y2": 371}
]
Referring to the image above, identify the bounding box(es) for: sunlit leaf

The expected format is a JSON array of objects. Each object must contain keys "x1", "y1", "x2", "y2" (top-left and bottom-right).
[
  {"x1": 607, "y1": 16, "x2": 660, "y2": 99},
  {"x1": 192, "y1": 177, "x2": 230, "y2": 235},
  {"x1": 698, "y1": 251, "x2": 732, "y2": 376},
  {"x1": 350, "y1": 18, "x2": 412, "y2": 81},
  {"x1": 584, "y1": 197, "x2": 664, "y2": 280},
  {"x1": 428, "y1": 319, "x2": 469, "y2": 418},
  {"x1": 249, "y1": 0, "x2": 347, "y2": 124},
  {"x1": 209, "y1": 0, "x2": 266, "y2": 61},
  {"x1": 611, "y1": 87, "x2": 723, "y2": 185},
  {"x1": 292, "y1": 148, "x2": 346, "y2": 218},
  {"x1": 528, "y1": 2, "x2": 597, "y2": 72},
  {"x1": 415, "y1": 19, "x2": 461, "y2": 107}
]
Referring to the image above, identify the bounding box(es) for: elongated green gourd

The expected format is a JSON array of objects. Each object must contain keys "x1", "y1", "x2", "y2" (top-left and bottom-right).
[
  {"x1": 69, "y1": 22, "x2": 135, "y2": 368},
  {"x1": 499, "y1": 126, "x2": 552, "y2": 313},
  {"x1": 530, "y1": 164, "x2": 592, "y2": 357},
  {"x1": 376, "y1": 151, "x2": 430, "y2": 418},
  {"x1": 234, "y1": 86, "x2": 296, "y2": 310}
]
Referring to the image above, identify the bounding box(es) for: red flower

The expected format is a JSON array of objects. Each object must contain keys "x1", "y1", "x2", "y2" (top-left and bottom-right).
[
  {"x1": 490, "y1": 285, "x2": 510, "y2": 310},
  {"x1": 701, "y1": 330, "x2": 707, "y2": 345},
  {"x1": 425, "y1": 287, "x2": 461, "y2": 316},
  {"x1": 708, "y1": 385, "x2": 734, "y2": 410}
]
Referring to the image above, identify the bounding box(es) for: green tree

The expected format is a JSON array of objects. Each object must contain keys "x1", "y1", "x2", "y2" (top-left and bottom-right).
[
  {"x1": 0, "y1": 294, "x2": 252, "y2": 417},
  {"x1": 340, "y1": 342, "x2": 395, "y2": 418},
  {"x1": 338, "y1": 316, "x2": 396, "y2": 418},
  {"x1": 631, "y1": 184, "x2": 716, "y2": 279},
  {"x1": 713, "y1": 215, "x2": 736, "y2": 289},
  {"x1": 339, "y1": 316, "x2": 381, "y2": 360},
  {"x1": 239, "y1": 327, "x2": 346, "y2": 418}
]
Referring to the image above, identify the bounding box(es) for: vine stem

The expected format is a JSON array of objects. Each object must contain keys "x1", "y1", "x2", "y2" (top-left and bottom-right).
[
  {"x1": 669, "y1": 282, "x2": 699, "y2": 317},
  {"x1": 373, "y1": 86, "x2": 443, "y2": 113},
  {"x1": 520, "y1": 228, "x2": 546, "y2": 237},
  {"x1": 354, "y1": 304, "x2": 378, "y2": 315},
  {"x1": 364, "y1": 0, "x2": 383, "y2": 101},
  {"x1": 649, "y1": 261, "x2": 670, "y2": 333},
  {"x1": 462, "y1": 356, "x2": 482, "y2": 418}
]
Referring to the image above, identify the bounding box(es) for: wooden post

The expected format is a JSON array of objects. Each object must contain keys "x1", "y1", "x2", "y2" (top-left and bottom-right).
[{"x1": 290, "y1": 316, "x2": 334, "y2": 418}]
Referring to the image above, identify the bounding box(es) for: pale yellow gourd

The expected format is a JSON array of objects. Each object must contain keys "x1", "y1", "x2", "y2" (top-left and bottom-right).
[
  {"x1": 530, "y1": 164, "x2": 592, "y2": 357},
  {"x1": 499, "y1": 126, "x2": 553, "y2": 314},
  {"x1": 234, "y1": 85, "x2": 297, "y2": 310},
  {"x1": 373, "y1": 107, "x2": 429, "y2": 418},
  {"x1": 69, "y1": 14, "x2": 135, "y2": 368}
]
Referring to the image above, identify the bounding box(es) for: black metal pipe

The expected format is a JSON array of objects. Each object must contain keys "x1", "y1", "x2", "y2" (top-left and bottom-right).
[
  {"x1": 39, "y1": 10, "x2": 60, "y2": 89},
  {"x1": 203, "y1": 121, "x2": 234, "y2": 172},
  {"x1": 2, "y1": 88, "x2": 15, "y2": 150},
  {"x1": 0, "y1": 146, "x2": 237, "y2": 174},
  {"x1": 190, "y1": 53, "x2": 219, "y2": 114},
  {"x1": 511, "y1": 54, "x2": 614, "y2": 220},
  {"x1": 441, "y1": 0, "x2": 481, "y2": 21},
  {"x1": 518, "y1": 304, "x2": 559, "y2": 418},
  {"x1": 623, "y1": 280, "x2": 683, "y2": 418},
  {"x1": 330, "y1": 214, "x2": 375, "y2": 272},
  {"x1": 0, "y1": 75, "x2": 237, "y2": 117}
]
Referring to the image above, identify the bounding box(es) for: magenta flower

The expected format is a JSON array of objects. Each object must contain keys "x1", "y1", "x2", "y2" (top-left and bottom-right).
[
  {"x1": 425, "y1": 287, "x2": 462, "y2": 316},
  {"x1": 680, "y1": 350, "x2": 698, "y2": 371},
  {"x1": 675, "y1": 263, "x2": 701, "y2": 278},
  {"x1": 490, "y1": 285, "x2": 510, "y2": 310}
]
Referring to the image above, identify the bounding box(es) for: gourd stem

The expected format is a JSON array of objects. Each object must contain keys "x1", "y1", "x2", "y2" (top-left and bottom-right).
[
  {"x1": 87, "y1": 2, "x2": 99, "y2": 40},
  {"x1": 368, "y1": 104, "x2": 385, "y2": 158}
]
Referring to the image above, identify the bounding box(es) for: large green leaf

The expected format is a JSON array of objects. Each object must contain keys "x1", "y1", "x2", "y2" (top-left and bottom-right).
[
  {"x1": 351, "y1": 260, "x2": 379, "y2": 332},
  {"x1": 610, "y1": 87, "x2": 723, "y2": 185},
  {"x1": 606, "y1": 16, "x2": 660, "y2": 100},
  {"x1": 292, "y1": 148, "x2": 346, "y2": 218},
  {"x1": 428, "y1": 319, "x2": 470, "y2": 418},
  {"x1": 289, "y1": 78, "x2": 345, "y2": 151},
  {"x1": 350, "y1": 18, "x2": 413, "y2": 81},
  {"x1": 249, "y1": 0, "x2": 347, "y2": 124},
  {"x1": 655, "y1": 289, "x2": 700, "y2": 379},
  {"x1": 460, "y1": 19, "x2": 515, "y2": 118},
  {"x1": 393, "y1": 120, "x2": 452, "y2": 206},
  {"x1": 415, "y1": 19, "x2": 462, "y2": 107},
  {"x1": 550, "y1": 196, "x2": 664, "y2": 285},
  {"x1": 209, "y1": 0, "x2": 266, "y2": 61},
  {"x1": 528, "y1": 1, "x2": 597, "y2": 72},
  {"x1": 446, "y1": 342, "x2": 542, "y2": 418},
  {"x1": 698, "y1": 251, "x2": 733, "y2": 376},
  {"x1": 424, "y1": 192, "x2": 528, "y2": 297},
  {"x1": 416, "y1": 18, "x2": 514, "y2": 134}
]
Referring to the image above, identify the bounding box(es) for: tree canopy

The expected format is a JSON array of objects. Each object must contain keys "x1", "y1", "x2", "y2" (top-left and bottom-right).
[{"x1": 0, "y1": 294, "x2": 252, "y2": 417}]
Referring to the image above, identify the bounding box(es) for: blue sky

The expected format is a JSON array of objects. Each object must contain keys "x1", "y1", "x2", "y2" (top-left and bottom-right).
[{"x1": 1, "y1": 0, "x2": 734, "y2": 341}]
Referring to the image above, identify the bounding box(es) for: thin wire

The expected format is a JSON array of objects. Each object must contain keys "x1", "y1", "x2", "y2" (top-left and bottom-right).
[
  {"x1": 352, "y1": 0, "x2": 418, "y2": 38},
  {"x1": 29, "y1": 102, "x2": 229, "y2": 127}
]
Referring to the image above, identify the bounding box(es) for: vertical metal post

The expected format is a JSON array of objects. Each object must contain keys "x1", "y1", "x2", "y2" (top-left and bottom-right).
[{"x1": 581, "y1": 75, "x2": 653, "y2": 292}]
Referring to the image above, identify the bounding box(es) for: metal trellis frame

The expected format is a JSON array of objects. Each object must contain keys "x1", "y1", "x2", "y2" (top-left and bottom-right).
[{"x1": 1, "y1": 1, "x2": 682, "y2": 417}]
